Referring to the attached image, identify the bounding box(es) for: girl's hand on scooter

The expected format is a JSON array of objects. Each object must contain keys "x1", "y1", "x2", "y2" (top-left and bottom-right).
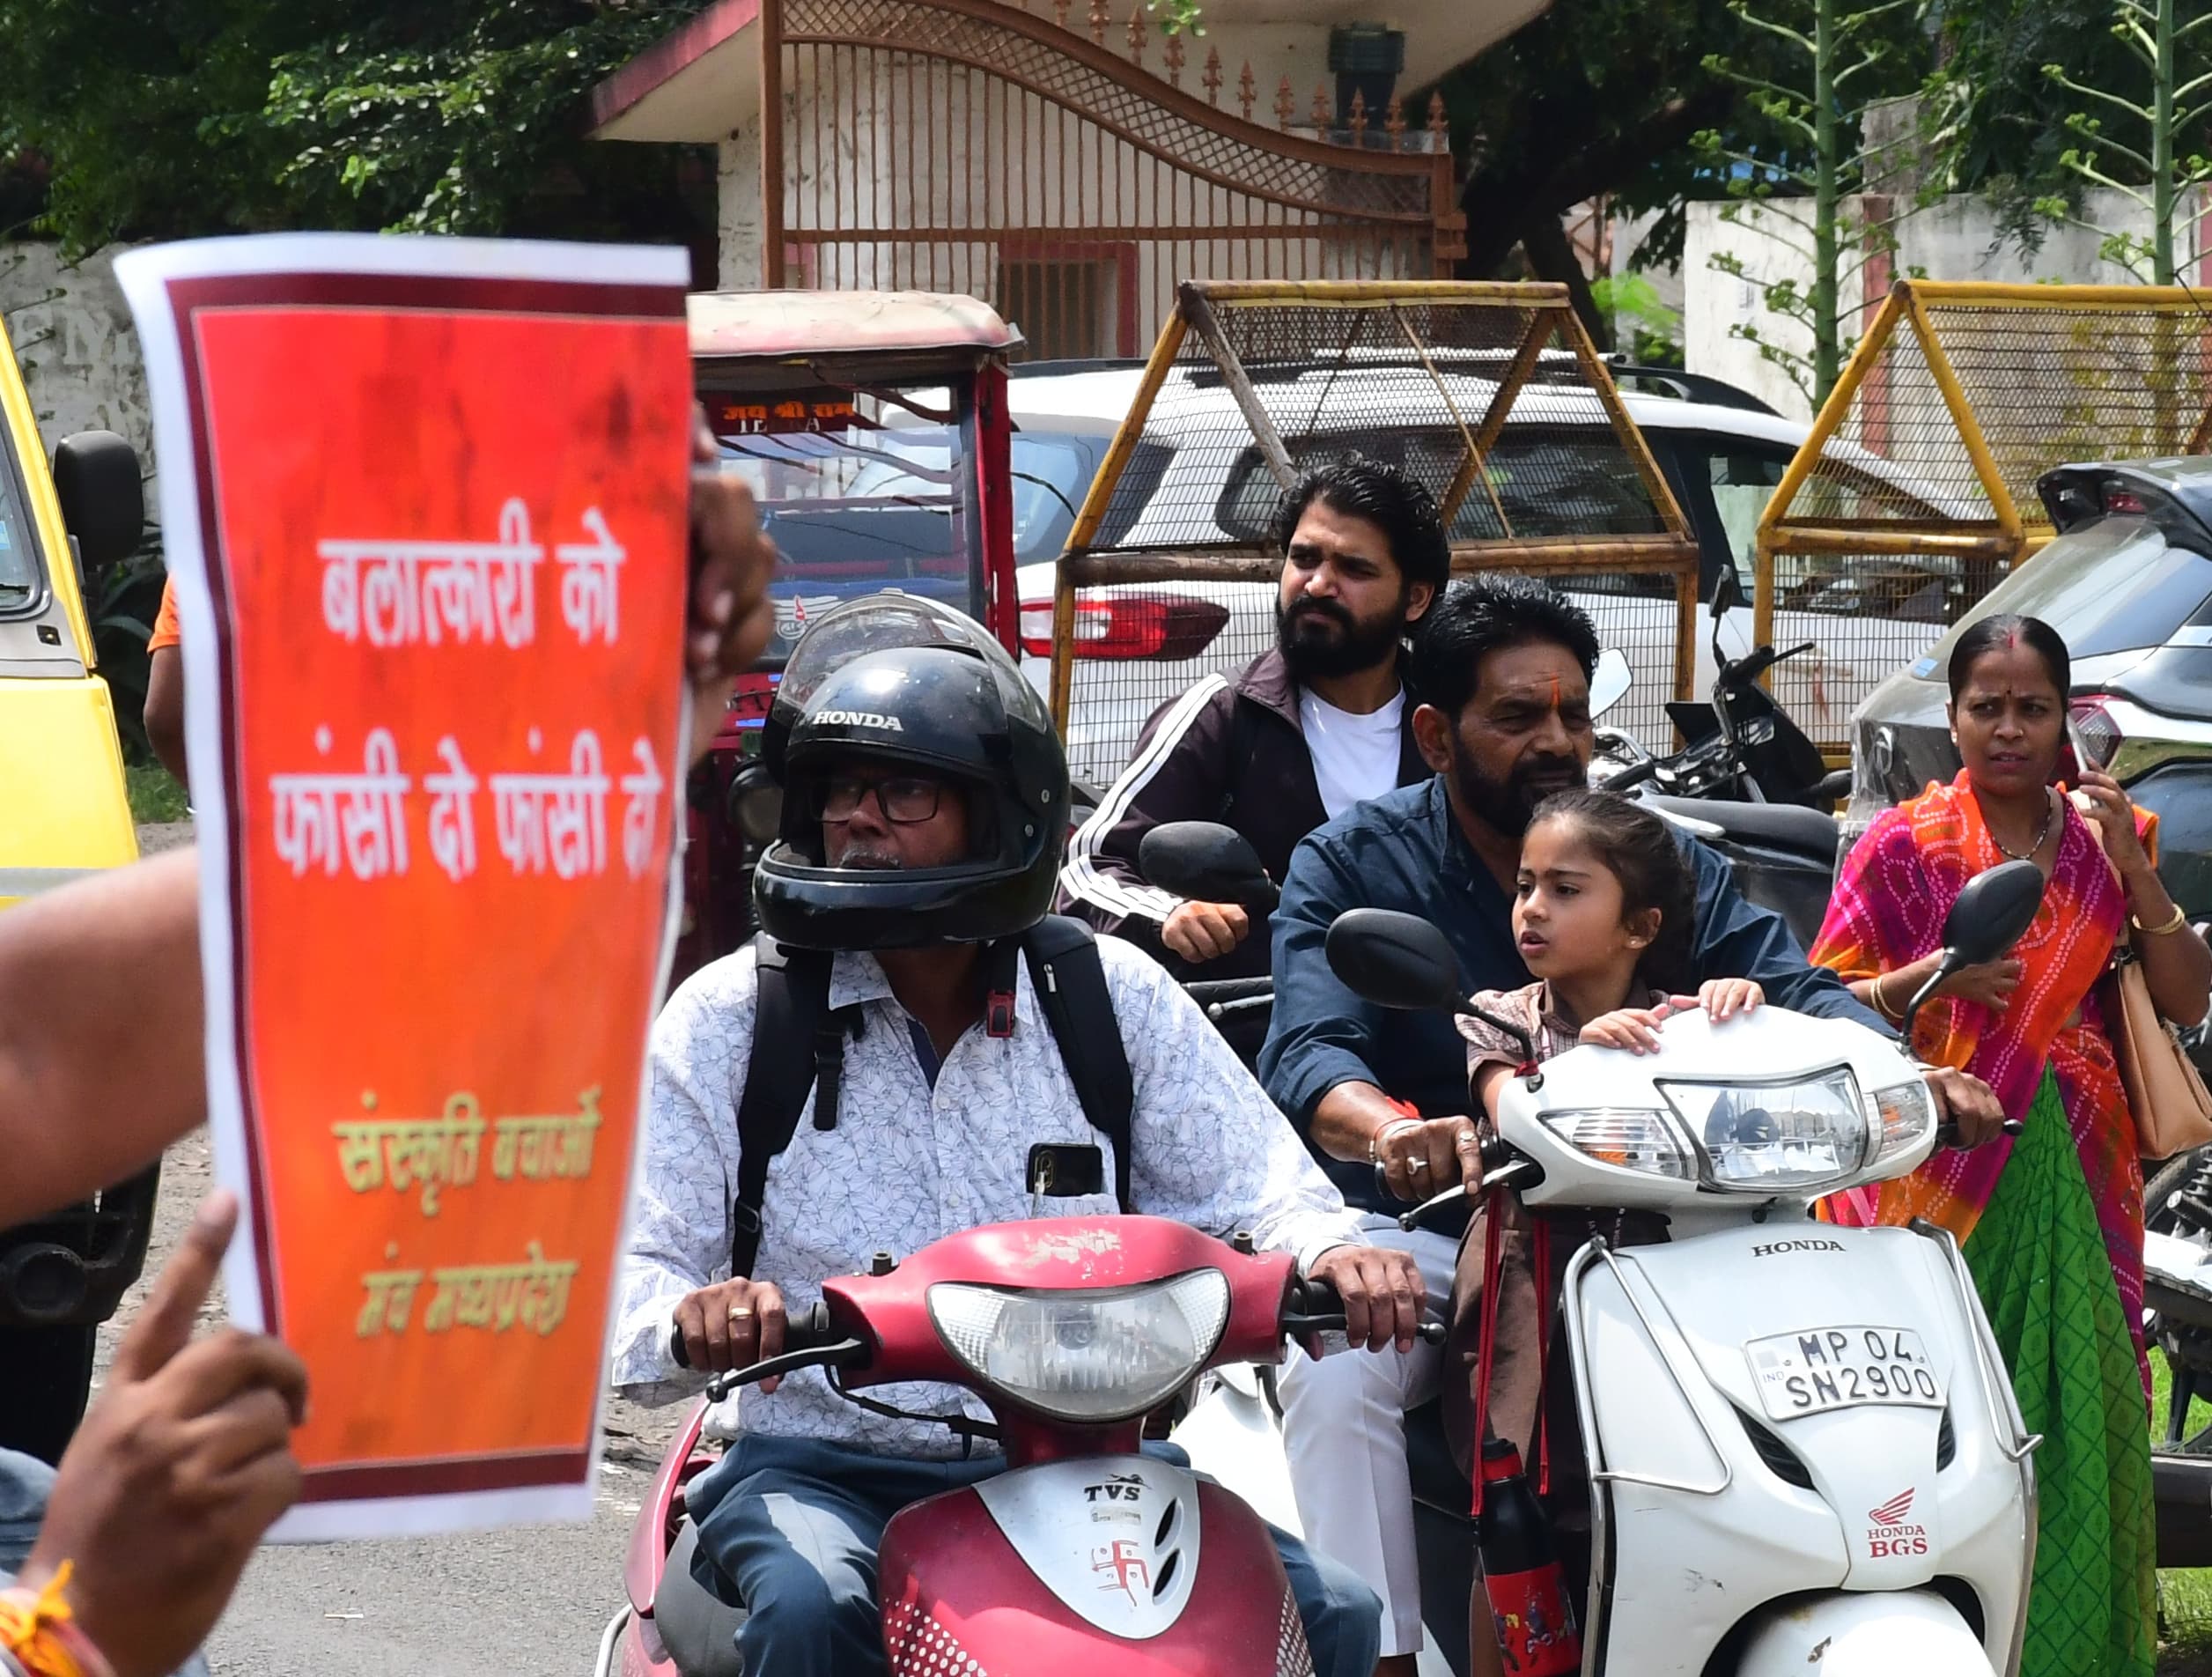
[
  {"x1": 1580, "y1": 1007, "x2": 1672, "y2": 1054},
  {"x1": 1304, "y1": 1244, "x2": 1427, "y2": 1355},
  {"x1": 1694, "y1": 978, "x2": 1764, "y2": 1022},
  {"x1": 675, "y1": 1278, "x2": 789, "y2": 1392}
]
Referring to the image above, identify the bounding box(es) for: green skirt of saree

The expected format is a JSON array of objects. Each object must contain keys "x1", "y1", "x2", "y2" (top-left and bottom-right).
[{"x1": 1965, "y1": 1068, "x2": 2156, "y2": 1675}]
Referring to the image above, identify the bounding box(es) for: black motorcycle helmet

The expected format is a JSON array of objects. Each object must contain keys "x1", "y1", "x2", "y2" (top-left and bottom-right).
[{"x1": 755, "y1": 592, "x2": 1072, "y2": 949}]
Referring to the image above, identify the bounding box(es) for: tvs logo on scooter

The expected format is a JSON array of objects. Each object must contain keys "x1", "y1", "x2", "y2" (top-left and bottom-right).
[
  {"x1": 1090, "y1": 1539, "x2": 1151, "y2": 1604},
  {"x1": 1865, "y1": 1488, "x2": 1928, "y2": 1557},
  {"x1": 1084, "y1": 1474, "x2": 1146, "y2": 1503}
]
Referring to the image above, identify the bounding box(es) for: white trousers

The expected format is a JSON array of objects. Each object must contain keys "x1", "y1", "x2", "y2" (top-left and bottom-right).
[{"x1": 1279, "y1": 1217, "x2": 1459, "y2": 1659}]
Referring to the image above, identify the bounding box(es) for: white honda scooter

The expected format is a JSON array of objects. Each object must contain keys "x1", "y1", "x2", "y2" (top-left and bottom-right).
[{"x1": 1164, "y1": 834, "x2": 2045, "y2": 1676}]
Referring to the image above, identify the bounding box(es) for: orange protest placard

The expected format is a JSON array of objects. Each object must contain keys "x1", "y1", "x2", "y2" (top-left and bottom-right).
[{"x1": 120, "y1": 237, "x2": 694, "y2": 1537}]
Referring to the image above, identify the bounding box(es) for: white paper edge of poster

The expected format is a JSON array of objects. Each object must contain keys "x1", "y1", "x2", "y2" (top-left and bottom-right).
[{"x1": 114, "y1": 233, "x2": 693, "y2": 1541}]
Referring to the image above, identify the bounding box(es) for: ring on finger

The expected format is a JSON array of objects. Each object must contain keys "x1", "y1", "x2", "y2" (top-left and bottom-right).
[
  {"x1": 1408, "y1": 1157, "x2": 1428, "y2": 1172},
  {"x1": 728, "y1": 1304, "x2": 754, "y2": 1321}
]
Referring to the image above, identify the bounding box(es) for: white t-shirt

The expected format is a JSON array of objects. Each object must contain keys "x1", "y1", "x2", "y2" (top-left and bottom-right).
[{"x1": 1297, "y1": 685, "x2": 1405, "y2": 819}]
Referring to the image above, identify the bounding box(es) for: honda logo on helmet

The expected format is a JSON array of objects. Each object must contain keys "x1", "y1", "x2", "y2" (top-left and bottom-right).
[{"x1": 813, "y1": 709, "x2": 904, "y2": 731}]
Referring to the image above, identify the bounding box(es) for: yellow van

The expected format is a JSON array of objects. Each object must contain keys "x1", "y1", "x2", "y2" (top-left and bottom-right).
[{"x1": 0, "y1": 317, "x2": 159, "y2": 1462}]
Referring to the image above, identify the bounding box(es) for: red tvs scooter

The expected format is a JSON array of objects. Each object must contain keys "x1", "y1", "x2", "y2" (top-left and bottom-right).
[{"x1": 597, "y1": 1215, "x2": 1421, "y2": 1676}]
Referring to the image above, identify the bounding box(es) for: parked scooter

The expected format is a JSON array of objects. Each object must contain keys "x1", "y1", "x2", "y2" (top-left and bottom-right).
[
  {"x1": 598, "y1": 1216, "x2": 1443, "y2": 1677},
  {"x1": 1168, "y1": 828, "x2": 2046, "y2": 1675},
  {"x1": 1595, "y1": 576, "x2": 1845, "y2": 947}
]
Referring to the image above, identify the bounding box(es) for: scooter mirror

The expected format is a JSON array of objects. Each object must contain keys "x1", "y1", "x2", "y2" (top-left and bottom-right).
[
  {"x1": 1710, "y1": 565, "x2": 1744, "y2": 621},
  {"x1": 1325, "y1": 908, "x2": 1465, "y2": 1013},
  {"x1": 1590, "y1": 648, "x2": 1632, "y2": 720},
  {"x1": 1942, "y1": 859, "x2": 2046, "y2": 969},
  {"x1": 1139, "y1": 821, "x2": 1279, "y2": 911}
]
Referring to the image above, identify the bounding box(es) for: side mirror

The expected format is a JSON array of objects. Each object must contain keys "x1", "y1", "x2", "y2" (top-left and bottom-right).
[
  {"x1": 1590, "y1": 648, "x2": 1632, "y2": 720},
  {"x1": 1324, "y1": 907, "x2": 1464, "y2": 1013},
  {"x1": 1709, "y1": 565, "x2": 1744, "y2": 621},
  {"x1": 1139, "y1": 821, "x2": 1279, "y2": 911},
  {"x1": 1942, "y1": 860, "x2": 2046, "y2": 969},
  {"x1": 51, "y1": 432, "x2": 144, "y2": 575}
]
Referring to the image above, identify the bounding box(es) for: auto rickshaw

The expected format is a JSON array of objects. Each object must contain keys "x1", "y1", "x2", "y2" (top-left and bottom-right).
[
  {"x1": 0, "y1": 318, "x2": 159, "y2": 1461},
  {"x1": 675, "y1": 290, "x2": 1024, "y2": 985}
]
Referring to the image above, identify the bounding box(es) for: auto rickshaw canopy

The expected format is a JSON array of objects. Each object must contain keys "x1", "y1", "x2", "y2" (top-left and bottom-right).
[
  {"x1": 1048, "y1": 278, "x2": 1700, "y2": 772},
  {"x1": 1755, "y1": 279, "x2": 2212, "y2": 757}
]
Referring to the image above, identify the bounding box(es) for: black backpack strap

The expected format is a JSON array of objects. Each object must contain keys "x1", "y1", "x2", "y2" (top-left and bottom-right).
[
  {"x1": 1021, "y1": 916, "x2": 1137, "y2": 1214},
  {"x1": 730, "y1": 937, "x2": 840, "y2": 1280}
]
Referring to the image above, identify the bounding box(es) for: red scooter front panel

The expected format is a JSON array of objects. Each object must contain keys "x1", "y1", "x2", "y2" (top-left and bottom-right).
[{"x1": 877, "y1": 1468, "x2": 1315, "y2": 1675}]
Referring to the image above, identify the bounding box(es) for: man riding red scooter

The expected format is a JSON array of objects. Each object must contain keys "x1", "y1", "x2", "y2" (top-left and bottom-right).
[{"x1": 604, "y1": 593, "x2": 1424, "y2": 1675}]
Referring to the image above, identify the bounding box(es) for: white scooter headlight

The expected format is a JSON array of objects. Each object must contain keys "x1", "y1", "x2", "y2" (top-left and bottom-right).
[
  {"x1": 927, "y1": 1270, "x2": 1232, "y2": 1422},
  {"x1": 1656, "y1": 1068, "x2": 1869, "y2": 1193}
]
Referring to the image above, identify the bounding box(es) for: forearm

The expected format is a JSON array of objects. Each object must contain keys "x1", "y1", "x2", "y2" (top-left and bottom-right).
[
  {"x1": 1310, "y1": 1079, "x2": 1418, "y2": 1164},
  {"x1": 0, "y1": 850, "x2": 205, "y2": 1226},
  {"x1": 1853, "y1": 954, "x2": 1944, "y2": 1020},
  {"x1": 2122, "y1": 861, "x2": 2211, "y2": 1025}
]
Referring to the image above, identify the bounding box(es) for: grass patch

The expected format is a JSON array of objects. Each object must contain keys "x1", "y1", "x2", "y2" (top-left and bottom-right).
[
  {"x1": 124, "y1": 760, "x2": 188, "y2": 824},
  {"x1": 2156, "y1": 1349, "x2": 2212, "y2": 1672}
]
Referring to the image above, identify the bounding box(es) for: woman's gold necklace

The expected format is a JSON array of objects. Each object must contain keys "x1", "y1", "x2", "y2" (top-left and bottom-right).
[{"x1": 1989, "y1": 788, "x2": 2055, "y2": 861}]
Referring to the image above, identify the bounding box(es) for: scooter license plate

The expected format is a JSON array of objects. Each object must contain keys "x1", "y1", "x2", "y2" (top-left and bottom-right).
[{"x1": 1744, "y1": 1326, "x2": 1943, "y2": 1421}]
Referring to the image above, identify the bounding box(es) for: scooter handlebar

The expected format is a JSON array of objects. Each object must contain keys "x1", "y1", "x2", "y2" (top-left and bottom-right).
[
  {"x1": 668, "y1": 1298, "x2": 837, "y2": 1371},
  {"x1": 1282, "y1": 1274, "x2": 1447, "y2": 1346}
]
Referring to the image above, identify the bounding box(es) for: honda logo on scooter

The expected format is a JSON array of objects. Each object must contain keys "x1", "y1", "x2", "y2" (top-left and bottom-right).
[{"x1": 1865, "y1": 1488, "x2": 1928, "y2": 1557}]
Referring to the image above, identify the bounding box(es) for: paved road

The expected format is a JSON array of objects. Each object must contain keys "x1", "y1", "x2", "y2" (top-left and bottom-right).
[
  {"x1": 100, "y1": 824, "x2": 684, "y2": 1676},
  {"x1": 100, "y1": 1132, "x2": 682, "y2": 1677}
]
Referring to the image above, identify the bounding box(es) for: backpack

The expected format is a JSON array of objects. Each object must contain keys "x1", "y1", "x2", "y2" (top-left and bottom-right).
[{"x1": 727, "y1": 915, "x2": 1136, "y2": 1278}]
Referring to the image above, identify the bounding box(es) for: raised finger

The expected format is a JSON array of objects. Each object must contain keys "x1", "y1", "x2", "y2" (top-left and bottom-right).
[{"x1": 113, "y1": 1192, "x2": 238, "y2": 1385}]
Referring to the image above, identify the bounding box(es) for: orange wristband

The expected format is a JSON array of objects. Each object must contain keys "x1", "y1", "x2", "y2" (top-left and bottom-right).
[{"x1": 0, "y1": 1564, "x2": 116, "y2": 1677}]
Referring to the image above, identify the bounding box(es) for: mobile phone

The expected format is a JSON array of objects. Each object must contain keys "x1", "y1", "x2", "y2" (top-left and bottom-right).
[{"x1": 2061, "y1": 710, "x2": 2095, "y2": 787}]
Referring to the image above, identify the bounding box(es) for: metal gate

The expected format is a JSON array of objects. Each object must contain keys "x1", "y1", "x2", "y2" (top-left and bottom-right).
[{"x1": 763, "y1": 0, "x2": 1464, "y2": 358}]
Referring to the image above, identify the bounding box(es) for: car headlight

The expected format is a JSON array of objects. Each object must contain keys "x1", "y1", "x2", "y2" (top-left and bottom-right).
[
  {"x1": 1657, "y1": 1068, "x2": 1869, "y2": 1193},
  {"x1": 1539, "y1": 1108, "x2": 1696, "y2": 1179},
  {"x1": 926, "y1": 1269, "x2": 1231, "y2": 1422},
  {"x1": 1869, "y1": 1078, "x2": 1937, "y2": 1169}
]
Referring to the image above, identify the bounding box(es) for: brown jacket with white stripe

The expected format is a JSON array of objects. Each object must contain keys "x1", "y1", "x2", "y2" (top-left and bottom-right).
[{"x1": 1052, "y1": 649, "x2": 1427, "y2": 980}]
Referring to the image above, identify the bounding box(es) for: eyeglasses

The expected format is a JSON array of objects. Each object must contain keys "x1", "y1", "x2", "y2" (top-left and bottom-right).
[{"x1": 813, "y1": 773, "x2": 945, "y2": 824}]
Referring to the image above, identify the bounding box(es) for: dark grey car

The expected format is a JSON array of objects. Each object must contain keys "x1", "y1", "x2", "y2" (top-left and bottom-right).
[{"x1": 1847, "y1": 457, "x2": 2212, "y2": 924}]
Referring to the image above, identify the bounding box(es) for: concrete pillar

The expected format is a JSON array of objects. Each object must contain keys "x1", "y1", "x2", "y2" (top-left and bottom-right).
[{"x1": 717, "y1": 122, "x2": 764, "y2": 289}]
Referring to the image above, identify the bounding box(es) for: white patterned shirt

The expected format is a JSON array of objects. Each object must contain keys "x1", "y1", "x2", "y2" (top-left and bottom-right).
[{"x1": 610, "y1": 935, "x2": 1366, "y2": 1459}]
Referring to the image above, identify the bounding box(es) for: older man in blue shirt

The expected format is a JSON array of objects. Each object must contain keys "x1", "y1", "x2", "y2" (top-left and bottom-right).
[{"x1": 1258, "y1": 574, "x2": 2002, "y2": 1673}]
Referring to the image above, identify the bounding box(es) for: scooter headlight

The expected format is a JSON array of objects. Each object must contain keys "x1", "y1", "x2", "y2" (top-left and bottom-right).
[
  {"x1": 1657, "y1": 1068, "x2": 1869, "y2": 1193},
  {"x1": 1538, "y1": 1109, "x2": 1696, "y2": 1179},
  {"x1": 926, "y1": 1270, "x2": 1232, "y2": 1422}
]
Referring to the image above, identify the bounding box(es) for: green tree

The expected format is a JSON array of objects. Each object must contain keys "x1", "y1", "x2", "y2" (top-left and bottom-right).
[
  {"x1": 0, "y1": 0, "x2": 713, "y2": 253},
  {"x1": 1694, "y1": 0, "x2": 1934, "y2": 406},
  {"x1": 1431, "y1": 0, "x2": 1781, "y2": 344},
  {"x1": 2036, "y1": 0, "x2": 2211, "y2": 283}
]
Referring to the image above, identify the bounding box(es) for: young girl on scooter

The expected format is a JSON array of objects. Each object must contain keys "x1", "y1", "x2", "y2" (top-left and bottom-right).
[{"x1": 1444, "y1": 788, "x2": 1763, "y2": 1674}]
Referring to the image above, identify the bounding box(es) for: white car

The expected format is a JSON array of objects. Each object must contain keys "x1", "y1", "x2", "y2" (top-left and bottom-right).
[{"x1": 859, "y1": 360, "x2": 1965, "y2": 789}]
